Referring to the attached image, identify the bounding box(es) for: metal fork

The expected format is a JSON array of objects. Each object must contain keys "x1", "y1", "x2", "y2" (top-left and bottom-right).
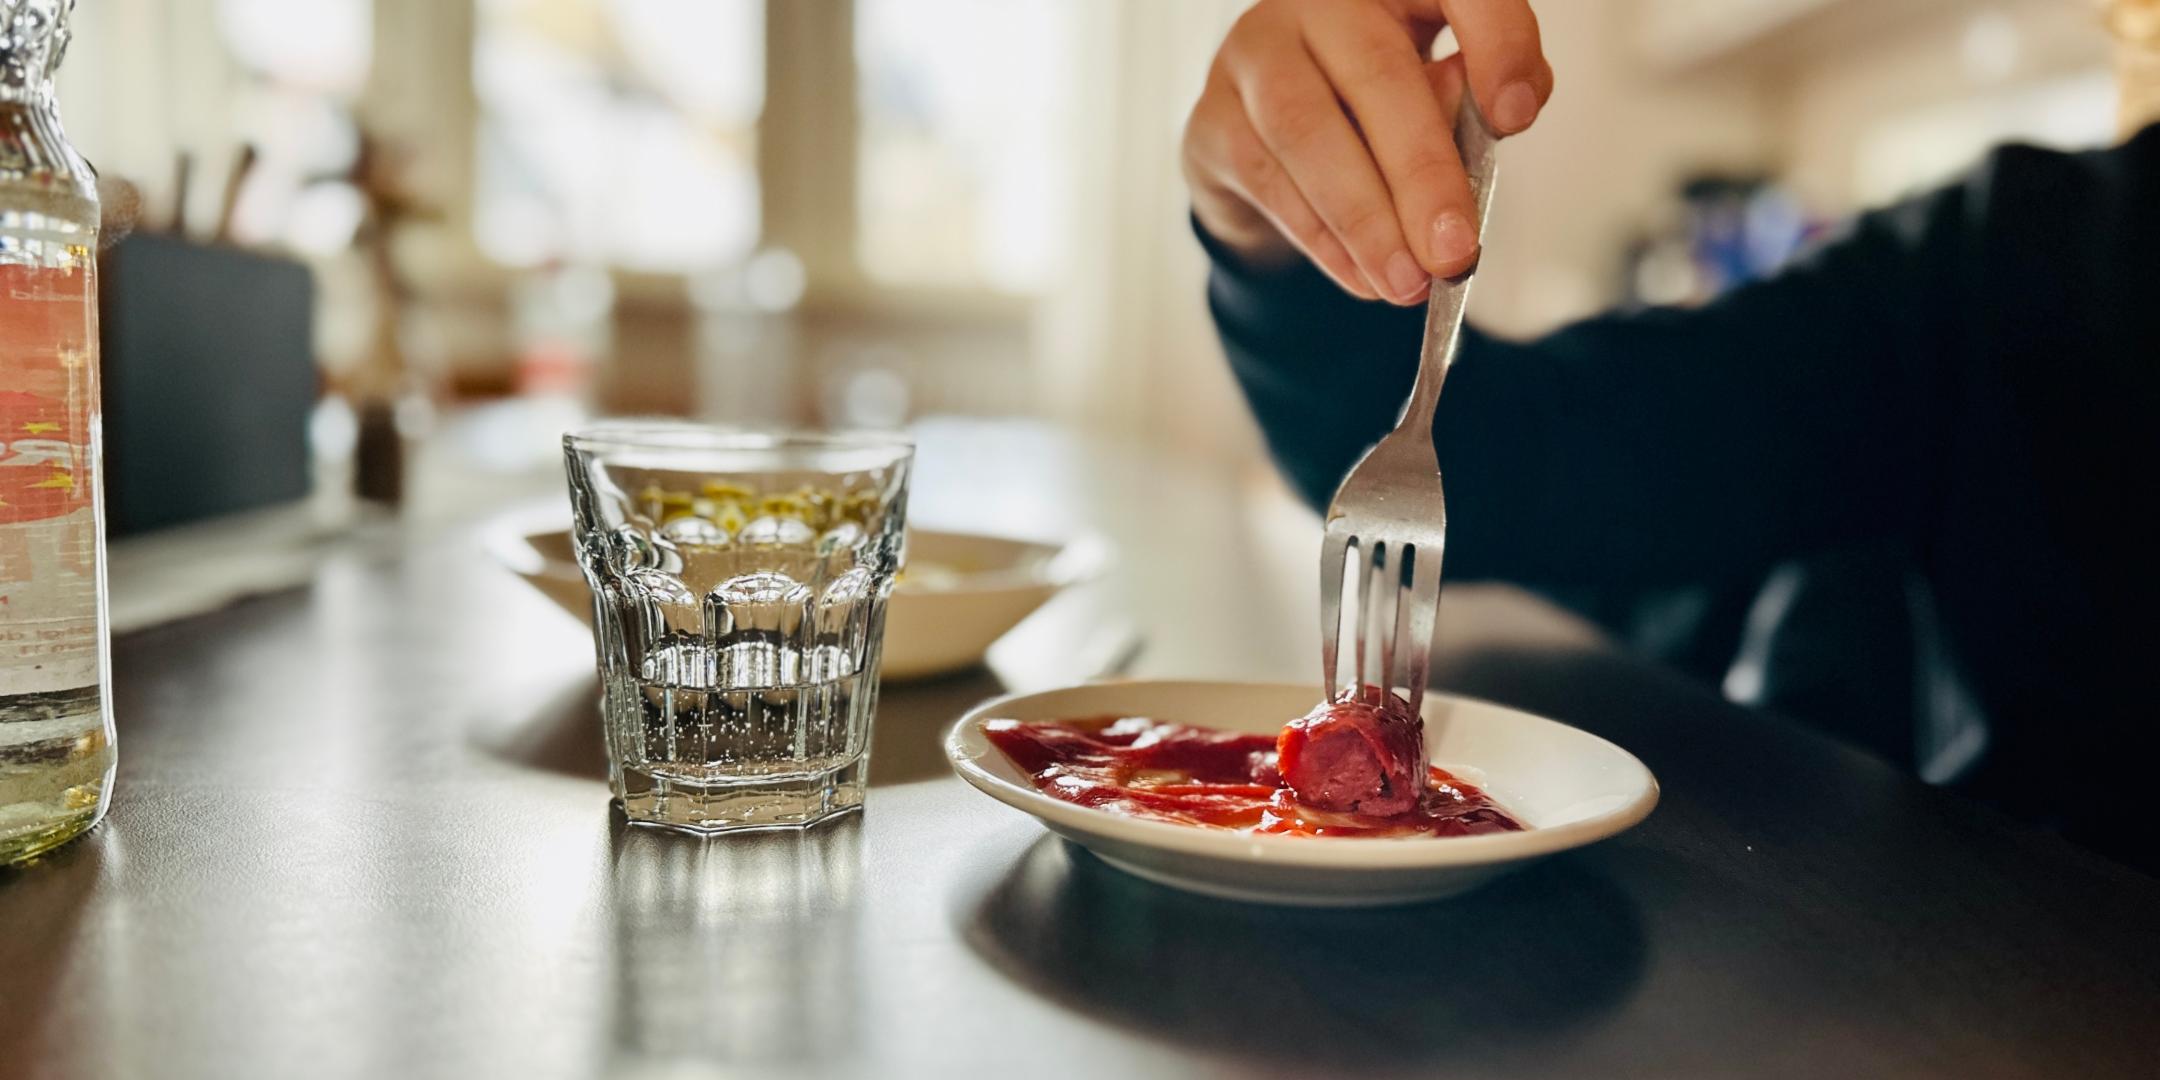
[{"x1": 1318, "y1": 100, "x2": 1500, "y2": 714}]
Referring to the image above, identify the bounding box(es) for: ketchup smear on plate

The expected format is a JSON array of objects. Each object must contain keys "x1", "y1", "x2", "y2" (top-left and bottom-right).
[{"x1": 982, "y1": 715, "x2": 1524, "y2": 838}]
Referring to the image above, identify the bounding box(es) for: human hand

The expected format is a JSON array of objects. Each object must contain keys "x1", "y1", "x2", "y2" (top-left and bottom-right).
[{"x1": 1183, "y1": 0, "x2": 1552, "y2": 303}]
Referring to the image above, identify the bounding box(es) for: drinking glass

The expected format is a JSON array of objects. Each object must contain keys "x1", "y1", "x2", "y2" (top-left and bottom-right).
[{"x1": 563, "y1": 423, "x2": 913, "y2": 831}]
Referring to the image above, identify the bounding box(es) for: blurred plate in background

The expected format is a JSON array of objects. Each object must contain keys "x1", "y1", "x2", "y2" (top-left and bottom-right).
[{"x1": 488, "y1": 516, "x2": 1109, "y2": 681}]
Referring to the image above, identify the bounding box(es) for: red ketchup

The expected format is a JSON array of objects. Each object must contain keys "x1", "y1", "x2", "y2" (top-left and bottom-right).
[{"x1": 982, "y1": 695, "x2": 1523, "y2": 838}]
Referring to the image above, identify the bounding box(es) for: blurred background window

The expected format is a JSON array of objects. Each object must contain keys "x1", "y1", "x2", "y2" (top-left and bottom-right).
[
  {"x1": 219, "y1": 0, "x2": 371, "y2": 92},
  {"x1": 215, "y1": 0, "x2": 372, "y2": 254},
  {"x1": 472, "y1": 0, "x2": 764, "y2": 272},
  {"x1": 852, "y1": 0, "x2": 1076, "y2": 294},
  {"x1": 48, "y1": 0, "x2": 2137, "y2": 465},
  {"x1": 1852, "y1": 69, "x2": 2117, "y2": 205}
]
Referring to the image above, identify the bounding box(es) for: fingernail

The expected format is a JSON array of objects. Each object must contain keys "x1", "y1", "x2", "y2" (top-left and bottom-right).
[
  {"x1": 1430, "y1": 211, "x2": 1478, "y2": 271},
  {"x1": 1383, "y1": 250, "x2": 1427, "y2": 304},
  {"x1": 1492, "y1": 81, "x2": 1540, "y2": 133}
]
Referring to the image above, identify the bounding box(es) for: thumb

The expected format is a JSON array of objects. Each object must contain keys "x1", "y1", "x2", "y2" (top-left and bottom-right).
[{"x1": 1423, "y1": 53, "x2": 1469, "y2": 128}]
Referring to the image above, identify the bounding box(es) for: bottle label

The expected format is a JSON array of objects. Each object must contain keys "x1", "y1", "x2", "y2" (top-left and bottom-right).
[
  {"x1": 0, "y1": 389, "x2": 87, "y2": 523},
  {"x1": 0, "y1": 261, "x2": 102, "y2": 695}
]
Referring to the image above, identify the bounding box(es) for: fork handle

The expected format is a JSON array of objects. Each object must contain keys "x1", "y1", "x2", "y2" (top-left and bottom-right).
[
  {"x1": 1400, "y1": 102, "x2": 1502, "y2": 433},
  {"x1": 1402, "y1": 271, "x2": 1472, "y2": 432}
]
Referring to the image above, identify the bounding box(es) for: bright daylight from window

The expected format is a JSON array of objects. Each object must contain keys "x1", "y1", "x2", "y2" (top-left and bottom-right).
[
  {"x1": 854, "y1": 0, "x2": 1075, "y2": 294},
  {"x1": 473, "y1": 0, "x2": 764, "y2": 272}
]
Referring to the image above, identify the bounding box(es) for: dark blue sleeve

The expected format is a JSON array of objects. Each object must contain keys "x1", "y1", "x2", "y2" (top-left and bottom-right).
[{"x1": 1202, "y1": 176, "x2": 1970, "y2": 589}]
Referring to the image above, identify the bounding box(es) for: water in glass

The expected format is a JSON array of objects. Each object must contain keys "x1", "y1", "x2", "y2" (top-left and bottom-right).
[{"x1": 565, "y1": 425, "x2": 911, "y2": 831}]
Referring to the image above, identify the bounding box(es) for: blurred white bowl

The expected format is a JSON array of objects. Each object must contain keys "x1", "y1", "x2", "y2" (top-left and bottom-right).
[{"x1": 486, "y1": 517, "x2": 1106, "y2": 681}]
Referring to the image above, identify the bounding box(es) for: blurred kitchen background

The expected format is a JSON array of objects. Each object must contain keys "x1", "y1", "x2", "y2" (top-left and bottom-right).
[{"x1": 65, "y1": 0, "x2": 2133, "y2": 630}]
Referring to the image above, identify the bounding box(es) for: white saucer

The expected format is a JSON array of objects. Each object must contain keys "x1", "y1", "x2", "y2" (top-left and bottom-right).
[
  {"x1": 486, "y1": 513, "x2": 1107, "y2": 680},
  {"x1": 946, "y1": 680, "x2": 1658, "y2": 907}
]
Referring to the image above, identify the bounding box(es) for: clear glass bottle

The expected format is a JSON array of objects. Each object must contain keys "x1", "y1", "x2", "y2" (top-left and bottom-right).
[{"x1": 0, "y1": 0, "x2": 113, "y2": 863}]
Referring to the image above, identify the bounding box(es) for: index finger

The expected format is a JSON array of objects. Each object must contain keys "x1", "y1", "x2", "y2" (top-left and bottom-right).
[{"x1": 1302, "y1": 4, "x2": 1478, "y2": 276}]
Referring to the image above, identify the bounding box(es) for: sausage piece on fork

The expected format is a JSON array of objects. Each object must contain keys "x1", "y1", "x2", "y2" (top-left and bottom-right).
[{"x1": 1276, "y1": 686, "x2": 1427, "y2": 816}]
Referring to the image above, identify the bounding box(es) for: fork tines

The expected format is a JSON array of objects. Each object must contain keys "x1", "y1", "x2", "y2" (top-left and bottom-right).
[{"x1": 1320, "y1": 526, "x2": 1443, "y2": 711}]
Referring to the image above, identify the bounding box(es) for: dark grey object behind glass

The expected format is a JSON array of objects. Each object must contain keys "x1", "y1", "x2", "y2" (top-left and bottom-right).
[{"x1": 99, "y1": 232, "x2": 315, "y2": 537}]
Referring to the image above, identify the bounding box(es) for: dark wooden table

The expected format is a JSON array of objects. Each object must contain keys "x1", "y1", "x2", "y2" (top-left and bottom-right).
[{"x1": 4, "y1": 422, "x2": 2157, "y2": 1079}]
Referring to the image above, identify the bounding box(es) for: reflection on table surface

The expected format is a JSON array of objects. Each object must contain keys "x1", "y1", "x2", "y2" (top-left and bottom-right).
[
  {"x1": 609, "y1": 816, "x2": 864, "y2": 1076},
  {"x1": 8, "y1": 419, "x2": 2158, "y2": 1080},
  {"x1": 957, "y1": 833, "x2": 1647, "y2": 1069}
]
